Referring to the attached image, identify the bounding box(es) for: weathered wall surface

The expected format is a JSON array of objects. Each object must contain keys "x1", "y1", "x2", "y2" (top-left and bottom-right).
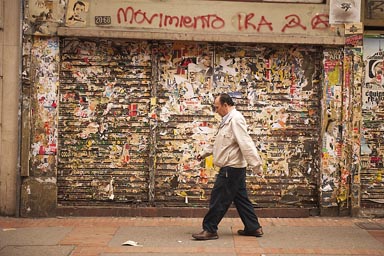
[
  {"x1": 20, "y1": 37, "x2": 60, "y2": 217},
  {"x1": 0, "y1": 0, "x2": 21, "y2": 216},
  {"x1": 319, "y1": 45, "x2": 365, "y2": 216}
]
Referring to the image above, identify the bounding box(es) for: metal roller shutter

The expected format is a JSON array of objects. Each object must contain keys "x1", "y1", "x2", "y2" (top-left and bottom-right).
[
  {"x1": 58, "y1": 39, "x2": 321, "y2": 209},
  {"x1": 155, "y1": 42, "x2": 322, "y2": 208},
  {"x1": 58, "y1": 39, "x2": 152, "y2": 205}
]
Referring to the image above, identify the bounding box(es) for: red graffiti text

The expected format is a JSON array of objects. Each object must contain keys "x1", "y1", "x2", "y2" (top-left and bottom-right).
[
  {"x1": 117, "y1": 6, "x2": 225, "y2": 30},
  {"x1": 281, "y1": 14, "x2": 306, "y2": 32},
  {"x1": 116, "y1": 6, "x2": 329, "y2": 33},
  {"x1": 237, "y1": 13, "x2": 273, "y2": 32}
]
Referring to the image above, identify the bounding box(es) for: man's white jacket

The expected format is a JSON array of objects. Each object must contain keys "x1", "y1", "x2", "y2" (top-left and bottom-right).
[{"x1": 200, "y1": 108, "x2": 262, "y2": 169}]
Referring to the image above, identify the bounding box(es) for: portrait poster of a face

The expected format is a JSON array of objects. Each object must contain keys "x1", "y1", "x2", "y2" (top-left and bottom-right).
[{"x1": 66, "y1": 0, "x2": 89, "y2": 26}]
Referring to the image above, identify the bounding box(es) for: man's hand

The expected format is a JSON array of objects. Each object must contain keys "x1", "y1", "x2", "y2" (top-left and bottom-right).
[
  {"x1": 251, "y1": 165, "x2": 266, "y2": 182},
  {"x1": 252, "y1": 165, "x2": 263, "y2": 176}
]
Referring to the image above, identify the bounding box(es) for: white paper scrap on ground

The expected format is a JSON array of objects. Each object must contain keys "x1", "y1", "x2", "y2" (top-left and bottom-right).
[
  {"x1": 2, "y1": 228, "x2": 16, "y2": 231},
  {"x1": 122, "y1": 240, "x2": 143, "y2": 247}
]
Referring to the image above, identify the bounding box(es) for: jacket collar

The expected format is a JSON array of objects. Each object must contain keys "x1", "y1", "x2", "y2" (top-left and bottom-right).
[{"x1": 220, "y1": 108, "x2": 236, "y2": 126}]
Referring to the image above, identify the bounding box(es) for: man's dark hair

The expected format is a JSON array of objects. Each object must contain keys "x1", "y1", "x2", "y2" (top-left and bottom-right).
[
  {"x1": 218, "y1": 93, "x2": 235, "y2": 106},
  {"x1": 73, "y1": 1, "x2": 85, "y2": 10}
]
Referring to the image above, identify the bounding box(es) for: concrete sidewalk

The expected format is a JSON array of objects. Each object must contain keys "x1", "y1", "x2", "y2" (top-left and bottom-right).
[{"x1": 0, "y1": 216, "x2": 383, "y2": 256}]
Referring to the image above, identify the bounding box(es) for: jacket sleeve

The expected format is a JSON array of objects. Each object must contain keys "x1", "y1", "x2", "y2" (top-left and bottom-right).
[
  {"x1": 231, "y1": 114, "x2": 262, "y2": 167},
  {"x1": 199, "y1": 143, "x2": 213, "y2": 159}
]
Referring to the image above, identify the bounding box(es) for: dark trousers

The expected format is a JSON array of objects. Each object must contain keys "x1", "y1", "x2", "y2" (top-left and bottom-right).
[{"x1": 202, "y1": 166, "x2": 261, "y2": 233}]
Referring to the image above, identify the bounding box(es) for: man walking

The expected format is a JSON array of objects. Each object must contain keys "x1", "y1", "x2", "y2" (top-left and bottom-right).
[{"x1": 192, "y1": 93, "x2": 264, "y2": 240}]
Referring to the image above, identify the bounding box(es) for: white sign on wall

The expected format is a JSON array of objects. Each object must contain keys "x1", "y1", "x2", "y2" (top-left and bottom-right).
[{"x1": 329, "y1": 0, "x2": 361, "y2": 24}]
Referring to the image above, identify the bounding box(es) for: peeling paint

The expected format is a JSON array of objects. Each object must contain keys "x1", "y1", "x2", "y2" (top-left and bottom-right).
[{"x1": 36, "y1": 177, "x2": 57, "y2": 184}]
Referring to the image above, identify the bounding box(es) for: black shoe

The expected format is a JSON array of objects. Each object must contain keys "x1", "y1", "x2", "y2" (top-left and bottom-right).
[
  {"x1": 237, "y1": 227, "x2": 263, "y2": 237},
  {"x1": 192, "y1": 230, "x2": 219, "y2": 240}
]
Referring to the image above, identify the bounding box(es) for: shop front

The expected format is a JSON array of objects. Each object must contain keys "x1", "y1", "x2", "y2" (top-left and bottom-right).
[{"x1": 19, "y1": 0, "x2": 375, "y2": 217}]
